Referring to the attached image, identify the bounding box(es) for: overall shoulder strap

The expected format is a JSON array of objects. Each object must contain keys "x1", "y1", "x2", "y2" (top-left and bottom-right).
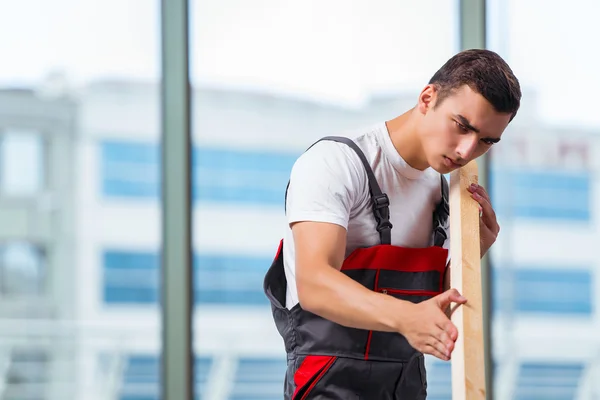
[
  {"x1": 284, "y1": 136, "x2": 392, "y2": 245},
  {"x1": 432, "y1": 174, "x2": 449, "y2": 247}
]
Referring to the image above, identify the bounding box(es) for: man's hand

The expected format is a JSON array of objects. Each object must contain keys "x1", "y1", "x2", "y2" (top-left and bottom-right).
[
  {"x1": 398, "y1": 289, "x2": 467, "y2": 361},
  {"x1": 467, "y1": 183, "x2": 500, "y2": 257}
]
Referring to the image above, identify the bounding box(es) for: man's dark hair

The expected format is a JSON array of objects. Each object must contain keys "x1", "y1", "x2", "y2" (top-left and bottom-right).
[{"x1": 429, "y1": 49, "x2": 522, "y2": 121}]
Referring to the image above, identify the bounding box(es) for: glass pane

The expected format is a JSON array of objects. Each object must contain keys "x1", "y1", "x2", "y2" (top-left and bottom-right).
[
  {"x1": 190, "y1": 1, "x2": 459, "y2": 398},
  {"x1": 0, "y1": 241, "x2": 46, "y2": 297},
  {"x1": 0, "y1": 1, "x2": 162, "y2": 399},
  {"x1": 0, "y1": 131, "x2": 45, "y2": 196},
  {"x1": 4, "y1": 350, "x2": 49, "y2": 400},
  {"x1": 487, "y1": 1, "x2": 599, "y2": 399}
]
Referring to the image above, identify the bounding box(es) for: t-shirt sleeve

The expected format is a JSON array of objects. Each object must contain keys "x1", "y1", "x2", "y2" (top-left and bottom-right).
[{"x1": 286, "y1": 141, "x2": 366, "y2": 229}]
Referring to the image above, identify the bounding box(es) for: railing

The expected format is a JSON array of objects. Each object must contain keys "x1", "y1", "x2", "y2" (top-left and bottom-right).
[{"x1": 1, "y1": 314, "x2": 600, "y2": 400}]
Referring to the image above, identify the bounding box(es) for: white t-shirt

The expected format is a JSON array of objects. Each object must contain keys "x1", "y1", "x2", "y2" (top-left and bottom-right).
[{"x1": 283, "y1": 122, "x2": 450, "y2": 309}]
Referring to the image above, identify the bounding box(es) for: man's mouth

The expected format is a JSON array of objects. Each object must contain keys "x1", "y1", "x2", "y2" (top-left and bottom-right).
[{"x1": 444, "y1": 156, "x2": 463, "y2": 168}]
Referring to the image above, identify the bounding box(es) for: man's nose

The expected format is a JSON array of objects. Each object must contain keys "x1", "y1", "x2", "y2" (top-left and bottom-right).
[{"x1": 456, "y1": 135, "x2": 478, "y2": 161}]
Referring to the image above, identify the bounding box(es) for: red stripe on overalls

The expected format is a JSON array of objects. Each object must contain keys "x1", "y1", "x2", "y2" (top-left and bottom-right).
[
  {"x1": 293, "y1": 355, "x2": 336, "y2": 399},
  {"x1": 273, "y1": 239, "x2": 284, "y2": 262},
  {"x1": 341, "y1": 244, "x2": 448, "y2": 273}
]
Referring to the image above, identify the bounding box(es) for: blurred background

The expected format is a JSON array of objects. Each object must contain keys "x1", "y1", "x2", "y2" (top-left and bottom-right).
[{"x1": 0, "y1": 0, "x2": 598, "y2": 399}]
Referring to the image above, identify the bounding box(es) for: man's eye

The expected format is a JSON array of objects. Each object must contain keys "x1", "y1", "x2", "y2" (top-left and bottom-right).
[
  {"x1": 482, "y1": 139, "x2": 495, "y2": 145},
  {"x1": 456, "y1": 121, "x2": 468, "y2": 132}
]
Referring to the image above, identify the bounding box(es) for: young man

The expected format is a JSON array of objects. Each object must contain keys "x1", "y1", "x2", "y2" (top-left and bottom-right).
[{"x1": 264, "y1": 49, "x2": 521, "y2": 399}]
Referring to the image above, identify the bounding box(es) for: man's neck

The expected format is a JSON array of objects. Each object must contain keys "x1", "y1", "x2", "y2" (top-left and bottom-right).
[{"x1": 385, "y1": 108, "x2": 429, "y2": 171}]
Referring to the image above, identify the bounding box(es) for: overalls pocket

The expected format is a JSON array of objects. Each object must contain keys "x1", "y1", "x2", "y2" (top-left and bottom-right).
[{"x1": 394, "y1": 353, "x2": 428, "y2": 400}]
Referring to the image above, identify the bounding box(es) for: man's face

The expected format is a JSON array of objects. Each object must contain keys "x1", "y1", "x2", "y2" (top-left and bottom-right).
[{"x1": 418, "y1": 84, "x2": 512, "y2": 174}]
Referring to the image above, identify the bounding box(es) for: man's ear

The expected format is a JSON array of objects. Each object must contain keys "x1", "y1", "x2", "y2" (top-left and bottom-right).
[{"x1": 417, "y1": 84, "x2": 437, "y2": 115}]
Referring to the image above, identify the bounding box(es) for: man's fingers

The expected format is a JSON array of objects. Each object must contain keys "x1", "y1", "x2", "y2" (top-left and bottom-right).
[
  {"x1": 468, "y1": 183, "x2": 491, "y2": 203},
  {"x1": 431, "y1": 326, "x2": 455, "y2": 355},
  {"x1": 471, "y1": 190, "x2": 498, "y2": 232},
  {"x1": 480, "y1": 219, "x2": 495, "y2": 238},
  {"x1": 428, "y1": 336, "x2": 451, "y2": 359},
  {"x1": 436, "y1": 317, "x2": 459, "y2": 342},
  {"x1": 423, "y1": 344, "x2": 450, "y2": 362},
  {"x1": 435, "y1": 288, "x2": 467, "y2": 310}
]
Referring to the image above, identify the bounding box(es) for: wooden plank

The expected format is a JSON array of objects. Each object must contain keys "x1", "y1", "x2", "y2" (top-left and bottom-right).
[{"x1": 450, "y1": 160, "x2": 486, "y2": 399}]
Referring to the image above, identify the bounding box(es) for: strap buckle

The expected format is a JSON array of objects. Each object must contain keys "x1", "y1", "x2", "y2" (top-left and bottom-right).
[
  {"x1": 372, "y1": 194, "x2": 393, "y2": 232},
  {"x1": 373, "y1": 194, "x2": 390, "y2": 209},
  {"x1": 376, "y1": 220, "x2": 393, "y2": 233}
]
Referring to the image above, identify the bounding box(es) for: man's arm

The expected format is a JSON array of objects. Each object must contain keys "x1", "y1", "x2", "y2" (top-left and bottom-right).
[
  {"x1": 293, "y1": 220, "x2": 466, "y2": 361},
  {"x1": 293, "y1": 220, "x2": 405, "y2": 332}
]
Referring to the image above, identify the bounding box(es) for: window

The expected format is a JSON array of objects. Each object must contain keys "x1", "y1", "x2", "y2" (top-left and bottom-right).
[
  {"x1": 194, "y1": 254, "x2": 273, "y2": 305},
  {"x1": 3, "y1": 350, "x2": 49, "y2": 400},
  {"x1": 229, "y1": 357, "x2": 287, "y2": 400},
  {"x1": 0, "y1": 0, "x2": 162, "y2": 395},
  {"x1": 493, "y1": 267, "x2": 593, "y2": 316},
  {"x1": 100, "y1": 140, "x2": 298, "y2": 206},
  {"x1": 490, "y1": 168, "x2": 590, "y2": 222},
  {"x1": 102, "y1": 250, "x2": 159, "y2": 304},
  {"x1": 193, "y1": 146, "x2": 297, "y2": 205},
  {"x1": 101, "y1": 141, "x2": 160, "y2": 199},
  {"x1": 102, "y1": 250, "x2": 272, "y2": 306},
  {"x1": 0, "y1": 130, "x2": 45, "y2": 196},
  {"x1": 116, "y1": 354, "x2": 212, "y2": 400},
  {"x1": 514, "y1": 362, "x2": 584, "y2": 400},
  {"x1": 0, "y1": 241, "x2": 46, "y2": 297}
]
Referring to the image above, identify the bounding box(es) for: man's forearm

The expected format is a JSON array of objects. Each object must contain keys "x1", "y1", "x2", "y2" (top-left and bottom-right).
[{"x1": 297, "y1": 264, "x2": 411, "y2": 333}]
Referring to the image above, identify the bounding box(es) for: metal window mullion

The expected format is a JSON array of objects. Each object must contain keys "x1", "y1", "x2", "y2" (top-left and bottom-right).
[
  {"x1": 459, "y1": 0, "x2": 493, "y2": 398},
  {"x1": 160, "y1": 0, "x2": 194, "y2": 398}
]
